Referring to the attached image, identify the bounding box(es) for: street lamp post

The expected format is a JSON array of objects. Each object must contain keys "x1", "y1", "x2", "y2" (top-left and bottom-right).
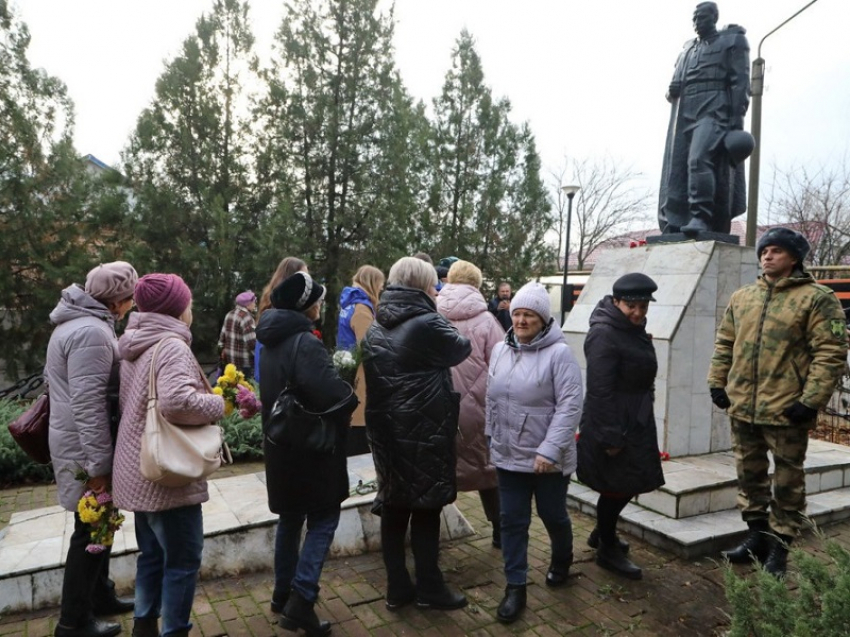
[
  {"x1": 745, "y1": 0, "x2": 820, "y2": 246},
  {"x1": 560, "y1": 185, "x2": 580, "y2": 325}
]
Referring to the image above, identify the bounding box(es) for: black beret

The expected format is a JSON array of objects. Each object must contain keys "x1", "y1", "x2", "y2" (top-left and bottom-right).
[
  {"x1": 613, "y1": 273, "x2": 658, "y2": 302},
  {"x1": 271, "y1": 272, "x2": 325, "y2": 311},
  {"x1": 756, "y1": 227, "x2": 810, "y2": 263}
]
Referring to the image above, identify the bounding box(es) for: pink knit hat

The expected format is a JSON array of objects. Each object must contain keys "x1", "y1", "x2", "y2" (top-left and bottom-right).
[
  {"x1": 235, "y1": 290, "x2": 256, "y2": 307},
  {"x1": 134, "y1": 274, "x2": 192, "y2": 318}
]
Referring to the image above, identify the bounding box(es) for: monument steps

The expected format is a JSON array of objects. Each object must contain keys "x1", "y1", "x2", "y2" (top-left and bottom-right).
[{"x1": 568, "y1": 438, "x2": 850, "y2": 558}]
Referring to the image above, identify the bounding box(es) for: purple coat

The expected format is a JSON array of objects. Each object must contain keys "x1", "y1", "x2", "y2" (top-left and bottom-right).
[
  {"x1": 112, "y1": 312, "x2": 225, "y2": 512},
  {"x1": 436, "y1": 283, "x2": 504, "y2": 491},
  {"x1": 486, "y1": 321, "x2": 583, "y2": 475}
]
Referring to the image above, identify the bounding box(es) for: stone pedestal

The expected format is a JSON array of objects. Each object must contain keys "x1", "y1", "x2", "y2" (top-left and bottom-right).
[{"x1": 563, "y1": 241, "x2": 758, "y2": 456}]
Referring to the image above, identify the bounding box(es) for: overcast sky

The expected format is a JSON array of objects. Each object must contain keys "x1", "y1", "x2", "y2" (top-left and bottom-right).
[{"x1": 15, "y1": 0, "x2": 850, "y2": 220}]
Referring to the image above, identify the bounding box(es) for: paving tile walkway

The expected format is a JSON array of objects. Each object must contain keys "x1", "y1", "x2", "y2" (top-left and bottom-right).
[{"x1": 3, "y1": 462, "x2": 849, "y2": 636}]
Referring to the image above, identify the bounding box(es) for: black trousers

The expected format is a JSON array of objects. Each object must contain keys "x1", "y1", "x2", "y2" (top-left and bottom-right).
[
  {"x1": 380, "y1": 505, "x2": 443, "y2": 596},
  {"x1": 59, "y1": 513, "x2": 114, "y2": 627}
]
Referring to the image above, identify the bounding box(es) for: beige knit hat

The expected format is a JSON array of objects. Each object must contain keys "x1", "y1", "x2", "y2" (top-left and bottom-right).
[{"x1": 85, "y1": 261, "x2": 139, "y2": 304}]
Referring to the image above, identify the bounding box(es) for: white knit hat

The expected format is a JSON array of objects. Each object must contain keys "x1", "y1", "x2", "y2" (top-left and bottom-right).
[{"x1": 510, "y1": 282, "x2": 551, "y2": 323}]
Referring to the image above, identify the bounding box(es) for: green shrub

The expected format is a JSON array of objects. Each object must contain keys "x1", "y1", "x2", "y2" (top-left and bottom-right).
[
  {"x1": 0, "y1": 399, "x2": 55, "y2": 487},
  {"x1": 725, "y1": 540, "x2": 850, "y2": 636},
  {"x1": 220, "y1": 412, "x2": 264, "y2": 461}
]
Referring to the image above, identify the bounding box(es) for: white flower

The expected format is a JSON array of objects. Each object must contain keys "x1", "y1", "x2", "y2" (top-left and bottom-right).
[{"x1": 333, "y1": 349, "x2": 356, "y2": 370}]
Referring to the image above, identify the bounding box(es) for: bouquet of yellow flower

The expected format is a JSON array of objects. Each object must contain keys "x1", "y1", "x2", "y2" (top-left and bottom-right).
[
  {"x1": 213, "y1": 364, "x2": 261, "y2": 418},
  {"x1": 73, "y1": 468, "x2": 125, "y2": 554}
]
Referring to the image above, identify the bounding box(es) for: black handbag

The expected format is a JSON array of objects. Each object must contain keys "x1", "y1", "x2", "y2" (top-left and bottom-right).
[{"x1": 265, "y1": 333, "x2": 357, "y2": 453}]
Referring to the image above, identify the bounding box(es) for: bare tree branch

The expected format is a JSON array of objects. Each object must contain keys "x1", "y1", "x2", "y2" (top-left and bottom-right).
[
  {"x1": 550, "y1": 155, "x2": 653, "y2": 269},
  {"x1": 766, "y1": 157, "x2": 850, "y2": 266}
]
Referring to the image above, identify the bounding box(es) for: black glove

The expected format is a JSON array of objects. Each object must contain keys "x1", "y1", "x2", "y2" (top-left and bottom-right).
[
  {"x1": 710, "y1": 388, "x2": 731, "y2": 409},
  {"x1": 783, "y1": 401, "x2": 818, "y2": 424}
]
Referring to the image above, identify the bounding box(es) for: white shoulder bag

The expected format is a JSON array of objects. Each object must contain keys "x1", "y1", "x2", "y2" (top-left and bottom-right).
[{"x1": 140, "y1": 337, "x2": 231, "y2": 487}]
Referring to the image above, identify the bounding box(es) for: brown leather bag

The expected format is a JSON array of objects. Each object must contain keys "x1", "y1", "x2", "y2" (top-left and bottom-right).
[{"x1": 7, "y1": 391, "x2": 51, "y2": 464}]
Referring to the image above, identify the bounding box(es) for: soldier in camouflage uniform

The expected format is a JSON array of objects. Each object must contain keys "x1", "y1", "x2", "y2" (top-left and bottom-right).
[{"x1": 708, "y1": 227, "x2": 848, "y2": 577}]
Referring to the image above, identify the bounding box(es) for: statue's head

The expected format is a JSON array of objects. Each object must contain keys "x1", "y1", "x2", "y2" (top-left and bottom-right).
[{"x1": 693, "y1": 2, "x2": 719, "y2": 38}]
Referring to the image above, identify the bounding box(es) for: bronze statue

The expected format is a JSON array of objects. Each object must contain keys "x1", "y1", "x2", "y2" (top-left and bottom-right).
[{"x1": 658, "y1": 2, "x2": 754, "y2": 235}]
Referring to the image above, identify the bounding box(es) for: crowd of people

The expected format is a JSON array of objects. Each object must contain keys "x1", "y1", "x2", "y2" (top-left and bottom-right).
[{"x1": 42, "y1": 225, "x2": 848, "y2": 635}]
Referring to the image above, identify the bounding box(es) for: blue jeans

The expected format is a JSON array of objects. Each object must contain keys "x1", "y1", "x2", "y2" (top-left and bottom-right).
[
  {"x1": 274, "y1": 506, "x2": 341, "y2": 603},
  {"x1": 497, "y1": 469, "x2": 573, "y2": 586},
  {"x1": 134, "y1": 505, "x2": 203, "y2": 637}
]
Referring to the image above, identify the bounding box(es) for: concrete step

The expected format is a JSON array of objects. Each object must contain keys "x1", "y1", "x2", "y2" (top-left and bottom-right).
[
  {"x1": 627, "y1": 438, "x2": 850, "y2": 520},
  {"x1": 0, "y1": 454, "x2": 474, "y2": 614},
  {"x1": 568, "y1": 438, "x2": 850, "y2": 558}
]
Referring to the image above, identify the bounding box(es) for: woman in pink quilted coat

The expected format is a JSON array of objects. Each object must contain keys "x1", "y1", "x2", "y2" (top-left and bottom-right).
[
  {"x1": 436, "y1": 260, "x2": 505, "y2": 547},
  {"x1": 113, "y1": 274, "x2": 225, "y2": 637}
]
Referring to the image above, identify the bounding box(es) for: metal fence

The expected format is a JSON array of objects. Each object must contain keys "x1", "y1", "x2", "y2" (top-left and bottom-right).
[{"x1": 813, "y1": 375, "x2": 850, "y2": 446}]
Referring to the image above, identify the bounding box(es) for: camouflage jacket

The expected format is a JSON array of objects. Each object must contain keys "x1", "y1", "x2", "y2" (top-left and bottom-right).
[{"x1": 708, "y1": 271, "x2": 847, "y2": 426}]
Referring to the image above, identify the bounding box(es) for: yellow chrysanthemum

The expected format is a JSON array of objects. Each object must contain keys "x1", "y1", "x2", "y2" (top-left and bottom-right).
[
  {"x1": 224, "y1": 364, "x2": 238, "y2": 381},
  {"x1": 217, "y1": 375, "x2": 228, "y2": 387},
  {"x1": 78, "y1": 497, "x2": 103, "y2": 524},
  {"x1": 212, "y1": 386, "x2": 224, "y2": 396},
  {"x1": 224, "y1": 401, "x2": 234, "y2": 416}
]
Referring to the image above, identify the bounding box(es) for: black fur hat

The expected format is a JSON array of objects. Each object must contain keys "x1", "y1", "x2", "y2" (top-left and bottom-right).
[{"x1": 756, "y1": 227, "x2": 810, "y2": 264}]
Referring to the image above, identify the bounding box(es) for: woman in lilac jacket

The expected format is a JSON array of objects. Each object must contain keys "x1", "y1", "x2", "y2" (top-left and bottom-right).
[
  {"x1": 436, "y1": 260, "x2": 505, "y2": 547},
  {"x1": 113, "y1": 274, "x2": 225, "y2": 637},
  {"x1": 485, "y1": 282, "x2": 583, "y2": 624},
  {"x1": 46, "y1": 261, "x2": 138, "y2": 637}
]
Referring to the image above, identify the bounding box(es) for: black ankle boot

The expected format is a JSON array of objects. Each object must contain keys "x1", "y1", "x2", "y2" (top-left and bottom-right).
[
  {"x1": 271, "y1": 590, "x2": 290, "y2": 614},
  {"x1": 587, "y1": 527, "x2": 629, "y2": 554},
  {"x1": 492, "y1": 523, "x2": 502, "y2": 549},
  {"x1": 596, "y1": 541, "x2": 642, "y2": 580},
  {"x1": 497, "y1": 583, "x2": 526, "y2": 624},
  {"x1": 415, "y1": 585, "x2": 467, "y2": 610},
  {"x1": 55, "y1": 620, "x2": 121, "y2": 637},
  {"x1": 131, "y1": 616, "x2": 158, "y2": 637},
  {"x1": 722, "y1": 520, "x2": 771, "y2": 564},
  {"x1": 545, "y1": 555, "x2": 573, "y2": 587},
  {"x1": 764, "y1": 533, "x2": 793, "y2": 578},
  {"x1": 280, "y1": 589, "x2": 331, "y2": 636}
]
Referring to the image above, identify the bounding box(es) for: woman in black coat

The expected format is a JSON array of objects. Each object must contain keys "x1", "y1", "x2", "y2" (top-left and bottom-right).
[
  {"x1": 363, "y1": 256, "x2": 472, "y2": 612},
  {"x1": 257, "y1": 272, "x2": 357, "y2": 636},
  {"x1": 576, "y1": 273, "x2": 665, "y2": 581}
]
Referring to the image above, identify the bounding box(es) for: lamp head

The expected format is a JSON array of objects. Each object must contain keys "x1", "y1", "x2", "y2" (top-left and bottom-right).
[{"x1": 561, "y1": 185, "x2": 580, "y2": 199}]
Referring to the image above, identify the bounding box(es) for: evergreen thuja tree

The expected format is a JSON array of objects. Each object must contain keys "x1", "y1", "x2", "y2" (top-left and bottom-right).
[
  {"x1": 122, "y1": 0, "x2": 260, "y2": 356},
  {"x1": 0, "y1": 1, "x2": 94, "y2": 377},
  {"x1": 428, "y1": 30, "x2": 552, "y2": 284}
]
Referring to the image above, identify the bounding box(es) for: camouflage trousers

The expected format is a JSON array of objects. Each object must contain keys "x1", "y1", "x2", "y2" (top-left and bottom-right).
[{"x1": 730, "y1": 419, "x2": 809, "y2": 537}]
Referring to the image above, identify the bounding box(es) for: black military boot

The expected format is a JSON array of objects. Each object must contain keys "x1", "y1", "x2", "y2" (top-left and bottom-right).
[
  {"x1": 496, "y1": 583, "x2": 527, "y2": 624},
  {"x1": 721, "y1": 519, "x2": 771, "y2": 564},
  {"x1": 587, "y1": 527, "x2": 629, "y2": 554},
  {"x1": 596, "y1": 541, "x2": 642, "y2": 580},
  {"x1": 764, "y1": 533, "x2": 793, "y2": 578},
  {"x1": 280, "y1": 589, "x2": 331, "y2": 636}
]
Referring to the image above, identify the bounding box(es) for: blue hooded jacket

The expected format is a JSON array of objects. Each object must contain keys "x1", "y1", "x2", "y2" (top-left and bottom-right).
[{"x1": 337, "y1": 286, "x2": 374, "y2": 350}]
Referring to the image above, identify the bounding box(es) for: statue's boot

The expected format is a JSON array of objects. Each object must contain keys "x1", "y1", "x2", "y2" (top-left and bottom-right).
[{"x1": 682, "y1": 170, "x2": 716, "y2": 235}]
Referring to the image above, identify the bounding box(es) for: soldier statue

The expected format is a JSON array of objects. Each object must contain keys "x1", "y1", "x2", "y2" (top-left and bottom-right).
[{"x1": 658, "y1": 2, "x2": 754, "y2": 235}]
